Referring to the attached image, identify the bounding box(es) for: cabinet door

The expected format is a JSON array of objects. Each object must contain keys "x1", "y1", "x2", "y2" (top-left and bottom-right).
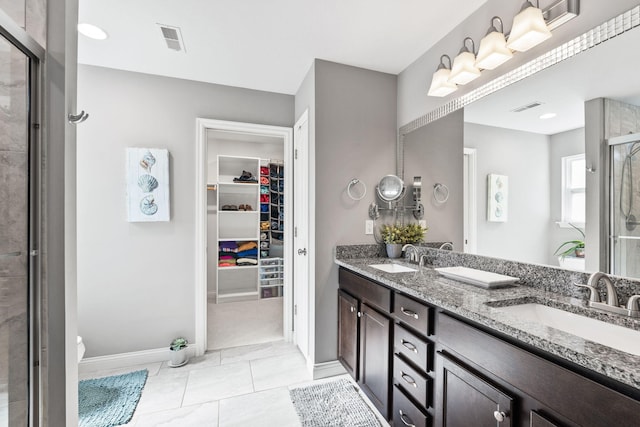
[
  {"x1": 359, "y1": 303, "x2": 392, "y2": 420},
  {"x1": 436, "y1": 353, "x2": 514, "y2": 427},
  {"x1": 338, "y1": 290, "x2": 359, "y2": 379}
]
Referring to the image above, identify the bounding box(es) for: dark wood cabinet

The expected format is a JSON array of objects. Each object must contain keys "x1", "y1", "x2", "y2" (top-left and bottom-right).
[
  {"x1": 436, "y1": 352, "x2": 513, "y2": 427},
  {"x1": 359, "y1": 303, "x2": 392, "y2": 419},
  {"x1": 338, "y1": 268, "x2": 392, "y2": 420},
  {"x1": 338, "y1": 289, "x2": 359, "y2": 379}
]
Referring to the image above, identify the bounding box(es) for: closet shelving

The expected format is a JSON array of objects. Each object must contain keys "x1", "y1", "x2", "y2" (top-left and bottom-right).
[
  {"x1": 216, "y1": 155, "x2": 260, "y2": 302},
  {"x1": 259, "y1": 257, "x2": 283, "y2": 298},
  {"x1": 259, "y1": 161, "x2": 270, "y2": 258},
  {"x1": 270, "y1": 162, "x2": 285, "y2": 242}
]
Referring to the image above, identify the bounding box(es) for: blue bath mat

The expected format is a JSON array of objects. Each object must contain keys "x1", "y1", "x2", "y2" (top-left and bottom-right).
[{"x1": 78, "y1": 369, "x2": 148, "y2": 427}]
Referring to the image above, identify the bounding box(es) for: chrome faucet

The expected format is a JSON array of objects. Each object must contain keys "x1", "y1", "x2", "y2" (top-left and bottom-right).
[
  {"x1": 587, "y1": 272, "x2": 618, "y2": 306},
  {"x1": 419, "y1": 254, "x2": 430, "y2": 267},
  {"x1": 439, "y1": 242, "x2": 454, "y2": 251},
  {"x1": 402, "y1": 244, "x2": 419, "y2": 263}
]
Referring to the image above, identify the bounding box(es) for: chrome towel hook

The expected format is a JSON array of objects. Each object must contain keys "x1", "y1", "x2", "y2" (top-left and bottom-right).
[{"x1": 68, "y1": 110, "x2": 89, "y2": 124}]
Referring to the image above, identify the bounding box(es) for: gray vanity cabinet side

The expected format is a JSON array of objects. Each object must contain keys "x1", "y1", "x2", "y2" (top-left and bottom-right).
[
  {"x1": 435, "y1": 311, "x2": 640, "y2": 427},
  {"x1": 338, "y1": 268, "x2": 393, "y2": 420}
]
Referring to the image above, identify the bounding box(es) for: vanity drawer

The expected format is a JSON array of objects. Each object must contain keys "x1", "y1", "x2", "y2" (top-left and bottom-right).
[
  {"x1": 339, "y1": 268, "x2": 391, "y2": 313},
  {"x1": 394, "y1": 323, "x2": 432, "y2": 373},
  {"x1": 394, "y1": 354, "x2": 432, "y2": 408},
  {"x1": 394, "y1": 293, "x2": 432, "y2": 335},
  {"x1": 393, "y1": 385, "x2": 431, "y2": 427}
]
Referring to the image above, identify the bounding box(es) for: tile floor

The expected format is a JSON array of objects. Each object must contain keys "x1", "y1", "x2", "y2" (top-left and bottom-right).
[{"x1": 79, "y1": 341, "x2": 389, "y2": 426}]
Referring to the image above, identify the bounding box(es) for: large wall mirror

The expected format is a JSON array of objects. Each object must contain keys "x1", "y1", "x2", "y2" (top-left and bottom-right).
[{"x1": 401, "y1": 9, "x2": 640, "y2": 279}]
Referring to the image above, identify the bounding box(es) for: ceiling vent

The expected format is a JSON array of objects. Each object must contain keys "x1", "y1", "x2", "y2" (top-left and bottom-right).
[
  {"x1": 511, "y1": 101, "x2": 543, "y2": 113},
  {"x1": 158, "y1": 24, "x2": 186, "y2": 52}
]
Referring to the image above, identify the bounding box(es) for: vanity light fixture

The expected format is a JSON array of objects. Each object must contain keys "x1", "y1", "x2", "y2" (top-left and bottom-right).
[
  {"x1": 427, "y1": 55, "x2": 458, "y2": 97},
  {"x1": 506, "y1": 1, "x2": 552, "y2": 52},
  {"x1": 475, "y1": 17, "x2": 513, "y2": 70},
  {"x1": 77, "y1": 23, "x2": 108, "y2": 40},
  {"x1": 449, "y1": 37, "x2": 481, "y2": 85}
]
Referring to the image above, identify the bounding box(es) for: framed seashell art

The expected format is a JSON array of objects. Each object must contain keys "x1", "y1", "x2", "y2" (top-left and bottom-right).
[{"x1": 126, "y1": 148, "x2": 170, "y2": 222}]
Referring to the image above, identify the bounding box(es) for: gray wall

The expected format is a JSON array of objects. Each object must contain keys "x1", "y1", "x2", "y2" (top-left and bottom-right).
[
  {"x1": 549, "y1": 128, "x2": 585, "y2": 265},
  {"x1": 300, "y1": 59, "x2": 397, "y2": 364},
  {"x1": 464, "y1": 122, "x2": 550, "y2": 265},
  {"x1": 77, "y1": 65, "x2": 293, "y2": 357},
  {"x1": 398, "y1": 0, "x2": 640, "y2": 128},
  {"x1": 404, "y1": 109, "x2": 464, "y2": 248}
]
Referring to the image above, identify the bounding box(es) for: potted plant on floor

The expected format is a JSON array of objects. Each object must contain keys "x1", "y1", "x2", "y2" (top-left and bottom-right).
[
  {"x1": 169, "y1": 337, "x2": 189, "y2": 368},
  {"x1": 554, "y1": 223, "x2": 585, "y2": 258},
  {"x1": 381, "y1": 223, "x2": 428, "y2": 258}
]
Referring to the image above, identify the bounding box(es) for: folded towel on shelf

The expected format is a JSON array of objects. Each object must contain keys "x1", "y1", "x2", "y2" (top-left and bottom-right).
[
  {"x1": 260, "y1": 176, "x2": 269, "y2": 185},
  {"x1": 219, "y1": 241, "x2": 238, "y2": 251},
  {"x1": 218, "y1": 253, "x2": 237, "y2": 259},
  {"x1": 218, "y1": 259, "x2": 237, "y2": 267},
  {"x1": 237, "y1": 258, "x2": 258, "y2": 266},
  {"x1": 237, "y1": 248, "x2": 258, "y2": 258},
  {"x1": 237, "y1": 241, "x2": 257, "y2": 252}
]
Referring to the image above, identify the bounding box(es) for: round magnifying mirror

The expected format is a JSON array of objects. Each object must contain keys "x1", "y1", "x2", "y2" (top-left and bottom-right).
[{"x1": 377, "y1": 175, "x2": 405, "y2": 202}]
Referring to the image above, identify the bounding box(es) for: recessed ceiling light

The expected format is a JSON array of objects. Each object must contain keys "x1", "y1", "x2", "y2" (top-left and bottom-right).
[
  {"x1": 78, "y1": 23, "x2": 108, "y2": 40},
  {"x1": 539, "y1": 112, "x2": 557, "y2": 120}
]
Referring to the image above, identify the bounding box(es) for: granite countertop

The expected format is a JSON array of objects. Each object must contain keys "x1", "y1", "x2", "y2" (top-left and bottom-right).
[{"x1": 335, "y1": 257, "x2": 640, "y2": 392}]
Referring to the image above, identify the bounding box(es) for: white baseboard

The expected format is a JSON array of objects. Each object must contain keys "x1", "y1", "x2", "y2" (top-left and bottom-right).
[
  {"x1": 312, "y1": 360, "x2": 347, "y2": 380},
  {"x1": 79, "y1": 345, "x2": 198, "y2": 374}
]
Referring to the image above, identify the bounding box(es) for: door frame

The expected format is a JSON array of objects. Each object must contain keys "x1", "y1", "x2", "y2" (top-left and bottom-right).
[
  {"x1": 195, "y1": 118, "x2": 293, "y2": 356},
  {"x1": 463, "y1": 148, "x2": 477, "y2": 254}
]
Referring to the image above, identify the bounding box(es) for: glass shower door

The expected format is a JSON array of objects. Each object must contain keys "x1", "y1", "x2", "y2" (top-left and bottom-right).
[
  {"x1": 610, "y1": 134, "x2": 640, "y2": 278},
  {"x1": 0, "y1": 31, "x2": 33, "y2": 427}
]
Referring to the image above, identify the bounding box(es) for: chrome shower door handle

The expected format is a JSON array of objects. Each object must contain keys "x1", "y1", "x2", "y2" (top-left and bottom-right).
[{"x1": 297, "y1": 248, "x2": 307, "y2": 256}]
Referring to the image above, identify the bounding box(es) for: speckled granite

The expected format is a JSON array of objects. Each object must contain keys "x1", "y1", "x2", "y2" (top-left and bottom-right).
[{"x1": 334, "y1": 254, "x2": 640, "y2": 391}]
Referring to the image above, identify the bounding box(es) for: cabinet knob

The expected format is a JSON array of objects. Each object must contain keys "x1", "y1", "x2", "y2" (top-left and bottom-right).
[
  {"x1": 493, "y1": 411, "x2": 507, "y2": 422},
  {"x1": 398, "y1": 410, "x2": 416, "y2": 427},
  {"x1": 400, "y1": 307, "x2": 419, "y2": 319},
  {"x1": 401, "y1": 371, "x2": 418, "y2": 388}
]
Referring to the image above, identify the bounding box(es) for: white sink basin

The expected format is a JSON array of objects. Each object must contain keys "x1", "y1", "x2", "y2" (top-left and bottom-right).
[
  {"x1": 368, "y1": 263, "x2": 417, "y2": 273},
  {"x1": 496, "y1": 303, "x2": 640, "y2": 355}
]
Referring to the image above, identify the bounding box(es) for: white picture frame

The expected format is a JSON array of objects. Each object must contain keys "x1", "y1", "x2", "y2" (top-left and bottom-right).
[
  {"x1": 126, "y1": 148, "x2": 170, "y2": 222},
  {"x1": 487, "y1": 173, "x2": 508, "y2": 223}
]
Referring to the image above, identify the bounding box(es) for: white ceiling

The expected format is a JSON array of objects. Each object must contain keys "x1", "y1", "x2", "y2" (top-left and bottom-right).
[
  {"x1": 465, "y1": 26, "x2": 640, "y2": 135},
  {"x1": 77, "y1": 0, "x2": 487, "y2": 95}
]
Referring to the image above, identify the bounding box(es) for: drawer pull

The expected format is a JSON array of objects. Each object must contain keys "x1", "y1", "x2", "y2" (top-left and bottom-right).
[
  {"x1": 398, "y1": 410, "x2": 416, "y2": 427},
  {"x1": 401, "y1": 339, "x2": 418, "y2": 353},
  {"x1": 401, "y1": 371, "x2": 418, "y2": 388},
  {"x1": 493, "y1": 411, "x2": 507, "y2": 422},
  {"x1": 400, "y1": 306, "x2": 419, "y2": 319}
]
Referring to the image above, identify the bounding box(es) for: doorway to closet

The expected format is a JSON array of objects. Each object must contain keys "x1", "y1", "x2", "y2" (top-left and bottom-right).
[{"x1": 195, "y1": 119, "x2": 294, "y2": 355}]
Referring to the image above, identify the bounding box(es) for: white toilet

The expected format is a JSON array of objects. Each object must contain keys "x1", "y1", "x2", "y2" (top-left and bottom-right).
[{"x1": 77, "y1": 336, "x2": 86, "y2": 361}]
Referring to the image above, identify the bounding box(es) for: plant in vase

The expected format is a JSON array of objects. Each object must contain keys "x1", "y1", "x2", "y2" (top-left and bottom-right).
[
  {"x1": 169, "y1": 337, "x2": 189, "y2": 367},
  {"x1": 554, "y1": 223, "x2": 585, "y2": 258},
  {"x1": 381, "y1": 223, "x2": 428, "y2": 258}
]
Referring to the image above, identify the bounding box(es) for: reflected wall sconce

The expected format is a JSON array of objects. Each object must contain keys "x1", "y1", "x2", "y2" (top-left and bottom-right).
[
  {"x1": 449, "y1": 37, "x2": 481, "y2": 85},
  {"x1": 475, "y1": 17, "x2": 512, "y2": 70},
  {"x1": 427, "y1": 55, "x2": 457, "y2": 97},
  {"x1": 506, "y1": 1, "x2": 552, "y2": 52}
]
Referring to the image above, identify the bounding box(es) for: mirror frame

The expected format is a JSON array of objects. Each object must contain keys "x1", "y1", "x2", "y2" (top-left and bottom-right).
[{"x1": 396, "y1": 5, "x2": 640, "y2": 179}]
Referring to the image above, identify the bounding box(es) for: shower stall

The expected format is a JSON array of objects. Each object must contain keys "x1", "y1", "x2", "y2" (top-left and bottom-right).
[{"x1": 610, "y1": 133, "x2": 640, "y2": 278}]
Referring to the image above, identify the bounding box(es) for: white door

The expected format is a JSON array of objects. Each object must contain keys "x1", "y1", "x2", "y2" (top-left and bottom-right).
[{"x1": 293, "y1": 111, "x2": 310, "y2": 359}]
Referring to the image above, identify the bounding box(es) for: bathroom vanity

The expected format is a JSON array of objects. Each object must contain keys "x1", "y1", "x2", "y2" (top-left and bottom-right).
[{"x1": 335, "y1": 249, "x2": 640, "y2": 427}]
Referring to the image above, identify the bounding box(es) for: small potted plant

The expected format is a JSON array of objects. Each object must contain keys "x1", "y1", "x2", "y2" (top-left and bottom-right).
[
  {"x1": 554, "y1": 223, "x2": 585, "y2": 259},
  {"x1": 381, "y1": 223, "x2": 428, "y2": 258},
  {"x1": 169, "y1": 337, "x2": 189, "y2": 367}
]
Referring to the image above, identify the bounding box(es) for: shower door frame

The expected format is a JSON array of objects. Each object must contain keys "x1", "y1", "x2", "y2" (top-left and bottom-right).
[
  {"x1": 0, "y1": 8, "x2": 44, "y2": 427},
  {"x1": 607, "y1": 132, "x2": 640, "y2": 278}
]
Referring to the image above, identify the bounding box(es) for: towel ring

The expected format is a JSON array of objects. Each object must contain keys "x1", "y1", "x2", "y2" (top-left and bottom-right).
[
  {"x1": 347, "y1": 179, "x2": 367, "y2": 201},
  {"x1": 433, "y1": 183, "x2": 449, "y2": 204}
]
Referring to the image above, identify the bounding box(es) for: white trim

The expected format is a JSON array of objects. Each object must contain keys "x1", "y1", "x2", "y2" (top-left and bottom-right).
[
  {"x1": 463, "y1": 148, "x2": 477, "y2": 254},
  {"x1": 78, "y1": 345, "x2": 197, "y2": 374},
  {"x1": 195, "y1": 118, "x2": 293, "y2": 357},
  {"x1": 311, "y1": 360, "x2": 347, "y2": 380}
]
